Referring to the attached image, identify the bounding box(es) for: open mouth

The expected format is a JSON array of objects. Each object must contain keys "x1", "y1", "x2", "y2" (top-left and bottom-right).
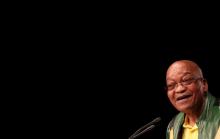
[{"x1": 176, "y1": 94, "x2": 192, "y2": 101}]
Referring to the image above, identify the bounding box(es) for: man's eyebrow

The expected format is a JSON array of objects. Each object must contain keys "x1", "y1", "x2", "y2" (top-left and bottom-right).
[{"x1": 166, "y1": 79, "x2": 176, "y2": 83}]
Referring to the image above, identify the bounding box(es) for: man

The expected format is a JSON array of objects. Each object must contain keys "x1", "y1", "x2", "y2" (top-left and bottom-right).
[{"x1": 165, "y1": 60, "x2": 220, "y2": 139}]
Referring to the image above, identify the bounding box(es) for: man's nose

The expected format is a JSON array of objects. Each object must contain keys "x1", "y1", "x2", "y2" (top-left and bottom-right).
[{"x1": 175, "y1": 83, "x2": 186, "y2": 93}]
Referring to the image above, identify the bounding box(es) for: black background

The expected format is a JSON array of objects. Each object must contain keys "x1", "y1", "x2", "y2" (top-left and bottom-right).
[
  {"x1": 4, "y1": 3, "x2": 220, "y2": 138},
  {"x1": 9, "y1": 46, "x2": 220, "y2": 138},
  {"x1": 21, "y1": 36, "x2": 219, "y2": 138}
]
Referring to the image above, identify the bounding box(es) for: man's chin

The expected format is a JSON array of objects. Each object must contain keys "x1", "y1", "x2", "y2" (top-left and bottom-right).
[{"x1": 175, "y1": 104, "x2": 192, "y2": 112}]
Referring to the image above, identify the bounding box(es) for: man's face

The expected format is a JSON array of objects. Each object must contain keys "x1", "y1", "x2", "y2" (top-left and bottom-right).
[{"x1": 166, "y1": 62, "x2": 207, "y2": 113}]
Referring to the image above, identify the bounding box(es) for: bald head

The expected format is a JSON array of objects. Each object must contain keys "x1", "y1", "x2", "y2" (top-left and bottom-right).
[{"x1": 166, "y1": 60, "x2": 203, "y2": 80}]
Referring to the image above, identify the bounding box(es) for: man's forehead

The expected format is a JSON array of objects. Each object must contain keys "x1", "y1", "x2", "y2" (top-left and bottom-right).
[{"x1": 167, "y1": 62, "x2": 193, "y2": 75}]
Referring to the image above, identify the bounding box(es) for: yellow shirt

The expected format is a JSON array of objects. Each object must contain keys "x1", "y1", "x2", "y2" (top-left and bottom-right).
[
  {"x1": 182, "y1": 121, "x2": 198, "y2": 139},
  {"x1": 170, "y1": 116, "x2": 198, "y2": 139}
]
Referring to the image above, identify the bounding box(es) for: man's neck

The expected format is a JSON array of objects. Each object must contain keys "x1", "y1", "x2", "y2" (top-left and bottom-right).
[
  {"x1": 185, "y1": 100, "x2": 205, "y2": 126},
  {"x1": 185, "y1": 114, "x2": 198, "y2": 126}
]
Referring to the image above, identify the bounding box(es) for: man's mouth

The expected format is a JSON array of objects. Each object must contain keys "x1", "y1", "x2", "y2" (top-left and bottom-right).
[{"x1": 176, "y1": 94, "x2": 192, "y2": 101}]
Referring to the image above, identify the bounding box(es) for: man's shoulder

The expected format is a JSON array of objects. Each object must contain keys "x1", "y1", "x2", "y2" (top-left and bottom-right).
[
  {"x1": 167, "y1": 112, "x2": 184, "y2": 129},
  {"x1": 211, "y1": 98, "x2": 220, "y2": 139},
  {"x1": 208, "y1": 92, "x2": 220, "y2": 109},
  {"x1": 214, "y1": 98, "x2": 220, "y2": 109},
  {"x1": 212, "y1": 98, "x2": 220, "y2": 123}
]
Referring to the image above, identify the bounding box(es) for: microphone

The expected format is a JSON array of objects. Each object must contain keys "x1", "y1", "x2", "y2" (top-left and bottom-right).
[{"x1": 128, "y1": 117, "x2": 161, "y2": 139}]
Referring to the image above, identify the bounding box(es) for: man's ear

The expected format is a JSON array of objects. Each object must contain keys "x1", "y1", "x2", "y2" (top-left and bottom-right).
[{"x1": 202, "y1": 79, "x2": 208, "y2": 93}]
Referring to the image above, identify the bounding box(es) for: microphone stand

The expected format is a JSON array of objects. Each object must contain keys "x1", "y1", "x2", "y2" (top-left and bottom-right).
[{"x1": 128, "y1": 117, "x2": 161, "y2": 139}]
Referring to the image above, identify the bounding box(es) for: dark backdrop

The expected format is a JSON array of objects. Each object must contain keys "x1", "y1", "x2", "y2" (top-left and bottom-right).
[
  {"x1": 6, "y1": 5, "x2": 220, "y2": 138},
  {"x1": 32, "y1": 46, "x2": 220, "y2": 139},
  {"x1": 52, "y1": 47, "x2": 220, "y2": 138}
]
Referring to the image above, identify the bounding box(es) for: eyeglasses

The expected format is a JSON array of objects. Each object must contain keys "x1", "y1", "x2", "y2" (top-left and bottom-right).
[{"x1": 166, "y1": 77, "x2": 203, "y2": 91}]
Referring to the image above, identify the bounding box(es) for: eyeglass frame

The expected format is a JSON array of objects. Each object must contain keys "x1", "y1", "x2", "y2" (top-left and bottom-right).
[{"x1": 165, "y1": 77, "x2": 204, "y2": 91}]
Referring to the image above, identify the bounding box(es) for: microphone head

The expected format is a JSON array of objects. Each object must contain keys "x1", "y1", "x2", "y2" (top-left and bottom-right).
[{"x1": 152, "y1": 117, "x2": 161, "y2": 124}]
